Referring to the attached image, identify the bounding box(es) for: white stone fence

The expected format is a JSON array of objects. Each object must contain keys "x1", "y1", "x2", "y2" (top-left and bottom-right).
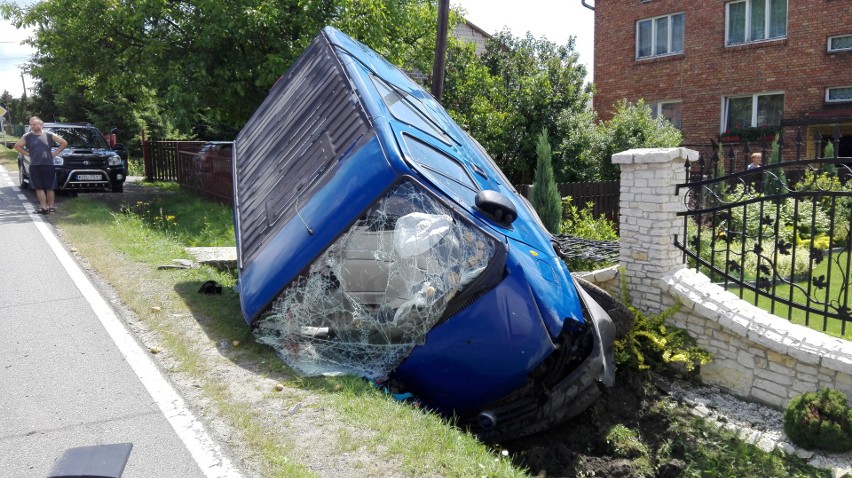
[{"x1": 578, "y1": 147, "x2": 852, "y2": 409}]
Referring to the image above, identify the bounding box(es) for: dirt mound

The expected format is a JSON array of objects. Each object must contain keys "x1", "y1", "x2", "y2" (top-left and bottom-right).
[{"x1": 502, "y1": 370, "x2": 685, "y2": 478}]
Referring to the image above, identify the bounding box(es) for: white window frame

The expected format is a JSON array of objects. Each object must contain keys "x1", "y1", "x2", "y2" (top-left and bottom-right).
[
  {"x1": 725, "y1": 0, "x2": 788, "y2": 46},
  {"x1": 647, "y1": 100, "x2": 683, "y2": 129},
  {"x1": 721, "y1": 92, "x2": 784, "y2": 133},
  {"x1": 636, "y1": 12, "x2": 685, "y2": 59},
  {"x1": 828, "y1": 34, "x2": 852, "y2": 52},
  {"x1": 826, "y1": 87, "x2": 852, "y2": 104}
]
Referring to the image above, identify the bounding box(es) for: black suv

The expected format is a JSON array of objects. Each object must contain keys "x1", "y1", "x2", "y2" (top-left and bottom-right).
[{"x1": 18, "y1": 122, "x2": 128, "y2": 192}]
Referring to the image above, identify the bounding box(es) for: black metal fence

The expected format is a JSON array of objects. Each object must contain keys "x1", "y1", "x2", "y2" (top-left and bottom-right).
[{"x1": 675, "y1": 128, "x2": 852, "y2": 335}]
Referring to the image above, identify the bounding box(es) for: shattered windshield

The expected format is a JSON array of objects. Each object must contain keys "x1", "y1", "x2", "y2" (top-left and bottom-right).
[{"x1": 254, "y1": 179, "x2": 499, "y2": 379}]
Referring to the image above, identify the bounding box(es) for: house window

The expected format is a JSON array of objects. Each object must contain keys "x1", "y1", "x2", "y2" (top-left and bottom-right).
[
  {"x1": 726, "y1": 0, "x2": 787, "y2": 46},
  {"x1": 636, "y1": 13, "x2": 684, "y2": 59},
  {"x1": 826, "y1": 87, "x2": 852, "y2": 103},
  {"x1": 648, "y1": 100, "x2": 683, "y2": 129},
  {"x1": 723, "y1": 93, "x2": 784, "y2": 132},
  {"x1": 828, "y1": 35, "x2": 852, "y2": 52}
]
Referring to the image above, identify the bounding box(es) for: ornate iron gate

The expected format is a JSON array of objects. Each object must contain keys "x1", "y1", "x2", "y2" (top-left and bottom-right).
[{"x1": 675, "y1": 129, "x2": 851, "y2": 335}]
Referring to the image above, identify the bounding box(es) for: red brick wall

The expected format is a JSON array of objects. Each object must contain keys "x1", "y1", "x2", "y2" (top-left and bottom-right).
[{"x1": 593, "y1": 0, "x2": 852, "y2": 145}]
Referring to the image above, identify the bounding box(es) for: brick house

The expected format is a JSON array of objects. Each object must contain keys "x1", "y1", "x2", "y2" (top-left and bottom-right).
[{"x1": 591, "y1": 0, "x2": 852, "y2": 156}]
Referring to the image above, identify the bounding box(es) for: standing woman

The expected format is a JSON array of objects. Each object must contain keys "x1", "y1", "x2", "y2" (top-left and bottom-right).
[{"x1": 14, "y1": 116, "x2": 67, "y2": 214}]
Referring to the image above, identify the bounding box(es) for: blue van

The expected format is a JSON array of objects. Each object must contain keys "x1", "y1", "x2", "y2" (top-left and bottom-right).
[{"x1": 233, "y1": 26, "x2": 617, "y2": 440}]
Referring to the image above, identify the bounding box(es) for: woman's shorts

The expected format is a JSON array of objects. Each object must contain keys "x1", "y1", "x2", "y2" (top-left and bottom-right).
[{"x1": 29, "y1": 164, "x2": 57, "y2": 190}]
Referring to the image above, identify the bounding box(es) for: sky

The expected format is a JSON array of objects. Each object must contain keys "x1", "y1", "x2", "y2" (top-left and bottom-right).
[
  {"x1": 0, "y1": 0, "x2": 596, "y2": 100},
  {"x1": 0, "y1": 20, "x2": 35, "y2": 99},
  {"x1": 453, "y1": 0, "x2": 595, "y2": 77}
]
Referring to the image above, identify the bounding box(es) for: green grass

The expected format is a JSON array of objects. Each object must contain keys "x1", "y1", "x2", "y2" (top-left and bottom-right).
[
  {"x1": 53, "y1": 189, "x2": 531, "y2": 477},
  {"x1": 724, "y1": 250, "x2": 851, "y2": 338},
  {"x1": 1, "y1": 137, "x2": 20, "y2": 170},
  {"x1": 658, "y1": 400, "x2": 827, "y2": 478},
  {"x1": 49, "y1": 184, "x2": 834, "y2": 477}
]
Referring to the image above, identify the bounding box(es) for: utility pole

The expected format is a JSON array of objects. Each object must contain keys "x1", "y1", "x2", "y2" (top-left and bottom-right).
[
  {"x1": 20, "y1": 72, "x2": 27, "y2": 100},
  {"x1": 430, "y1": 0, "x2": 450, "y2": 103}
]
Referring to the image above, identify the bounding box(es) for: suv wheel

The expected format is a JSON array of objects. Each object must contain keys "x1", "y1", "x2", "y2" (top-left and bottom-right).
[{"x1": 112, "y1": 182, "x2": 124, "y2": 193}]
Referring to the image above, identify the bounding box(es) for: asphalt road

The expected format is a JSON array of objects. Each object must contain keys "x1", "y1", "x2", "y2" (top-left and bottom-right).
[{"x1": 0, "y1": 166, "x2": 243, "y2": 478}]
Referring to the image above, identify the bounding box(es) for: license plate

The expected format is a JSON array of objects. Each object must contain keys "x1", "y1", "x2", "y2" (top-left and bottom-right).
[{"x1": 77, "y1": 174, "x2": 103, "y2": 181}]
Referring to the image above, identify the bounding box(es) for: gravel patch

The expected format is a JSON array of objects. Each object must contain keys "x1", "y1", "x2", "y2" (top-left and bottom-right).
[{"x1": 659, "y1": 376, "x2": 852, "y2": 477}]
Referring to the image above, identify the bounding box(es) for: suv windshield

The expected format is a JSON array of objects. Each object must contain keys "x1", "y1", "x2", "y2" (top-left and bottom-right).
[{"x1": 48, "y1": 127, "x2": 110, "y2": 149}]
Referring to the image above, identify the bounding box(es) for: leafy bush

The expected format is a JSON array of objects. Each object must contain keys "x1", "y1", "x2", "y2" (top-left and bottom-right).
[
  {"x1": 585, "y1": 99, "x2": 683, "y2": 181},
  {"x1": 615, "y1": 271, "x2": 712, "y2": 373},
  {"x1": 559, "y1": 196, "x2": 619, "y2": 271},
  {"x1": 716, "y1": 172, "x2": 847, "y2": 254},
  {"x1": 560, "y1": 196, "x2": 618, "y2": 240},
  {"x1": 685, "y1": 220, "x2": 811, "y2": 281},
  {"x1": 795, "y1": 169, "x2": 852, "y2": 247},
  {"x1": 783, "y1": 388, "x2": 852, "y2": 452}
]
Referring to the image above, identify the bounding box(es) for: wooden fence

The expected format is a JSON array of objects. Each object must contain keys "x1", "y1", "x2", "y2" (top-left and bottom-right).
[
  {"x1": 519, "y1": 181, "x2": 620, "y2": 224},
  {"x1": 143, "y1": 138, "x2": 620, "y2": 222},
  {"x1": 142, "y1": 139, "x2": 233, "y2": 202}
]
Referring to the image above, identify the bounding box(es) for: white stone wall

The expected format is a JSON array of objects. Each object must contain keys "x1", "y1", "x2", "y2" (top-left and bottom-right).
[
  {"x1": 663, "y1": 268, "x2": 852, "y2": 407},
  {"x1": 612, "y1": 147, "x2": 698, "y2": 315},
  {"x1": 607, "y1": 147, "x2": 852, "y2": 409}
]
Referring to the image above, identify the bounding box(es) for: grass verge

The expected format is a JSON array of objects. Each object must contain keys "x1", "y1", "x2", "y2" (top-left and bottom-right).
[
  {"x1": 51, "y1": 189, "x2": 525, "y2": 477},
  {"x1": 47, "y1": 183, "x2": 835, "y2": 477}
]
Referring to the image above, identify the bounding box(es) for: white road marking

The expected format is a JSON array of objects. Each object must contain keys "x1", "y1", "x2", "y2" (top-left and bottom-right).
[{"x1": 0, "y1": 166, "x2": 244, "y2": 478}]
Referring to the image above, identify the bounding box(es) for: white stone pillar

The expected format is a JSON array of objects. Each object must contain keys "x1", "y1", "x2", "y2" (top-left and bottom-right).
[{"x1": 612, "y1": 147, "x2": 699, "y2": 315}]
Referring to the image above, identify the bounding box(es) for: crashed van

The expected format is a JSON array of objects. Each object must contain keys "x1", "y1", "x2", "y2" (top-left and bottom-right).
[{"x1": 232, "y1": 26, "x2": 617, "y2": 440}]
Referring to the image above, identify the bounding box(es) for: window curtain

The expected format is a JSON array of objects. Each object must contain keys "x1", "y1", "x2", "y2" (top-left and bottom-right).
[
  {"x1": 726, "y1": 97, "x2": 753, "y2": 131},
  {"x1": 727, "y1": 2, "x2": 746, "y2": 45},
  {"x1": 655, "y1": 17, "x2": 669, "y2": 55},
  {"x1": 832, "y1": 36, "x2": 852, "y2": 51},
  {"x1": 637, "y1": 20, "x2": 652, "y2": 57},
  {"x1": 750, "y1": 0, "x2": 766, "y2": 41},
  {"x1": 756, "y1": 94, "x2": 783, "y2": 127},
  {"x1": 661, "y1": 103, "x2": 683, "y2": 129},
  {"x1": 671, "y1": 14, "x2": 685, "y2": 52},
  {"x1": 769, "y1": 0, "x2": 787, "y2": 38}
]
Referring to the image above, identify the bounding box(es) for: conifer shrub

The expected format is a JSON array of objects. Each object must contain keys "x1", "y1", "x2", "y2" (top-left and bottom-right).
[
  {"x1": 783, "y1": 388, "x2": 852, "y2": 452},
  {"x1": 531, "y1": 129, "x2": 562, "y2": 233}
]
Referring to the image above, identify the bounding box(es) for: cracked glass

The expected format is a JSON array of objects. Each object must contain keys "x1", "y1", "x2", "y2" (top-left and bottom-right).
[{"x1": 254, "y1": 180, "x2": 499, "y2": 379}]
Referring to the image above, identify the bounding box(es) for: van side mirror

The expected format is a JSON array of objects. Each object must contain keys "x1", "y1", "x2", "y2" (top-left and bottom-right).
[{"x1": 475, "y1": 190, "x2": 517, "y2": 228}]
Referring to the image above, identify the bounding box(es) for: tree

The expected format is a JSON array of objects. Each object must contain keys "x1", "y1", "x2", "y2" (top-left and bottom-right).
[
  {"x1": 0, "y1": 89, "x2": 34, "y2": 126},
  {"x1": 531, "y1": 129, "x2": 562, "y2": 233},
  {"x1": 586, "y1": 99, "x2": 683, "y2": 181},
  {"x1": 1, "y1": 0, "x2": 440, "y2": 139},
  {"x1": 443, "y1": 30, "x2": 593, "y2": 186}
]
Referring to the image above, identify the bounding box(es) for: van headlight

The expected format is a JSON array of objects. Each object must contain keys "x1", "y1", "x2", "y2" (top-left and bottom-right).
[
  {"x1": 53, "y1": 157, "x2": 64, "y2": 166},
  {"x1": 108, "y1": 155, "x2": 123, "y2": 166}
]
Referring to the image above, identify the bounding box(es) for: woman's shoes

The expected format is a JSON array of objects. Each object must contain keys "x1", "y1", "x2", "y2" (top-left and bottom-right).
[
  {"x1": 37, "y1": 208, "x2": 49, "y2": 215},
  {"x1": 48, "y1": 207, "x2": 56, "y2": 214}
]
